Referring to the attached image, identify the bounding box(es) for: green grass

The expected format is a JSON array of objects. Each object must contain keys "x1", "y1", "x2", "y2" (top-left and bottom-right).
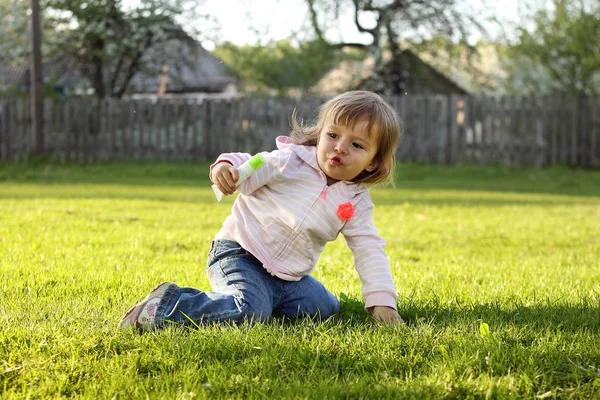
[{"x1": 1, "y1": 161, "x2": 599, "y2": 399}]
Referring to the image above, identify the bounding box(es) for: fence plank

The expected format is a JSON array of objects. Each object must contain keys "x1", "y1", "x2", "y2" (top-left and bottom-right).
[
  {"x1": 16, "y1": 100, "x2": 24, "y2": 160},
  {"x1": 488, "y1": 96, "x2": 497, "y2": 164},
  {"x1": 43, "y1": 98, "x2": 52, "y2": 155},
  {"x1": 166, "y1": 100, "x2": 174, "y2": 159},
  {"x1": 141, "y1": 100, "x2": 149, "y2": 160},
  {"x1": 0, "y1": 102, "x2": 9, "y2": 160},
  {"x1": 63, "y1": 101, "x2": 71, "y2": 162},
  {"x1": 570, "y1": 96, "x2": 578, "y2": 166},
  {"x1": 526, "y1": 96, "x2": 534, "y2": 166},
  {"x1": 191, "y1": 100, "x2": 201, "y2": 159},
  {"x1": 480, "y1": 96, "x2": 488, "y2": 165},
  {"x1": 592, "y1": 97, "x2": 599, "y2": 167},
  {"x1": 525, "y1": 96, "x2": 533, "y2": 166},
  {"x1": 0, "y1": 103, "x2": 4, "y2": 160},
  {"x1": 125, "y1": 100, "x2": 133, "y2": 160},
  {"x1": 447, "y1": 95, "x2": 457, "y2": 164},
  {"x1": 150, "y1": 100, "x2": 159, "y2": 159},
  {"x1": 580, "y1": 96, "x2": 589, "y2": 167},
  {"x1": 83, "y1": 100, "x2": 90, "y2": 162},
  {"x1": 559, "y1": 96, "x2": 567, "y2": 164},
  {"x1": 494, "y1": 96, "x2": 503, "y2": 164},
  {"x1": 466, "y1": 96, "x2": 476, "y2": 163},
  {"x1": 549, "y1": 96, "x2": 558, "y2": 166},
  {"x1": 396, "y1": 95, "x2": 409, "y2": 162},
  {"x1": 183, "y1": 100, "x2": 191, "y2": 159},
  {"x1": 460, "y1": 96, "x2": 468, "y2": 163},
  {"x1": 413, "y1": 95, "x2": 424, "y2": 162}
]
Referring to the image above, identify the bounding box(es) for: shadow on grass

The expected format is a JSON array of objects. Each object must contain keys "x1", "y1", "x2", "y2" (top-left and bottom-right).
[
  {"x1": 0, "y1": 161, "x2": 214, "y2": 187},
  {"x1": 290, "y1": 293, "x2": 600, "y2": 334},
  {"x1": 169, "y1": 293, "x2": 600, "y2": 334},
  {"x1": 116, "y1": 293, "x2": 600, "y2": 398},
  {"x1": 1, "y1": 187, "x2": 597, "y2": 209},
  {"x1": 401, "y1": 296, "x2": 600, "y2": 334},
  {"x1": 393, "y1": 163, "x2": 600, "y2": 198},
  {"x1": 1, "y1": 161, "x2": 600, "y2": 199}
]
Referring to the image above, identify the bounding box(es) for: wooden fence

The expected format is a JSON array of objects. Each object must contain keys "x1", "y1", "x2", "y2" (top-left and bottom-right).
[{"x1": 0, "y1": 95, "x2": 599, "y2": 167}]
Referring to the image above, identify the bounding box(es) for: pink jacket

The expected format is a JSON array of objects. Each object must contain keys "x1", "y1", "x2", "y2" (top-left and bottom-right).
[{"x1": 210, "y1": 136, "x2": 398, "y2": 310}]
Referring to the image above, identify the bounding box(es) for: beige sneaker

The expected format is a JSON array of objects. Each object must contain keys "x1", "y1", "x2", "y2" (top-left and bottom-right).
[{"x1": 118, "y1": 282, "x2": 171, "y2": 330}]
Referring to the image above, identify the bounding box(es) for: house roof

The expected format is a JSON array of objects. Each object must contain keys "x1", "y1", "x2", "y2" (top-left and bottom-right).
[
  {"x1": 0, "y1": 66, "x2": 25, "y2": 86},
  {"x1": 313, "y1": 49, "x2": 469, "y2": 96},
  {"x1": 0, "y1": 59, "x2": 81, "y2": 88},
  {"x1": 399, "y1": 49, "x2": 469, "y2": 95},
  {"x1": 1, "y1": 40, "x2": 235, "y2": 95},
  {"x1": 129, "y1": 40, "x2": 235, "y2": 94}
]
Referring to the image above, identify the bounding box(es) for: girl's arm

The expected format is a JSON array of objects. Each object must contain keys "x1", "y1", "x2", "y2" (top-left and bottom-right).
[
  {"x1": 210, "y1": 150, "x2": 288, "y2": 197},
  {"x1": 342, "y1": 194, "x2": 400, "y2": 316}
]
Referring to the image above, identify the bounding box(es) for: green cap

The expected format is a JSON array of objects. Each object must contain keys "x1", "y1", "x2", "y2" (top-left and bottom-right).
[{"x1": 248, "y1": 154, "x2": 266, "y2": 170}]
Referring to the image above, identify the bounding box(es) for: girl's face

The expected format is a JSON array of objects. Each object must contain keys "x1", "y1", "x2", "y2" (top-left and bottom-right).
[{"x1": 316, "y1": 119, "x2": 379, "y2": 185}]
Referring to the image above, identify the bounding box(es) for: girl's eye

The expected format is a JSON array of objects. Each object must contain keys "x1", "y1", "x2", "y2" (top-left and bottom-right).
[
  {"x1": 328, "y1": 133, "x2": 338, "y2": 139},
  {"x1": 353, "y1": 142, "x2": 364, "y2": 149}
]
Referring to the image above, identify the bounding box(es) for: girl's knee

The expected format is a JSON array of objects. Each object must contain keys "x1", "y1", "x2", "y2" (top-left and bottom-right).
[
  {"x1": 319, "y1": 294, "x2": 340, "y2": 320},
  {"x1": 237, "y1": 298, "x2": 272, "y2": 322},
  {"x1": 290, "y1": 295, "x2": 340, "y2": 321}
]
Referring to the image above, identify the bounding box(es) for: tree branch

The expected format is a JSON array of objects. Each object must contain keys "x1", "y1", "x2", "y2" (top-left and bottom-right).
[
  {"x1": 306, "y1": 0, "x2": 326, "y2": 41},
  {"x1": 114, "y1": 32, "x2": 154, "y2": 98},
  {"x1": 352, "y1": 0, "x2": 378, "y2": 36}
]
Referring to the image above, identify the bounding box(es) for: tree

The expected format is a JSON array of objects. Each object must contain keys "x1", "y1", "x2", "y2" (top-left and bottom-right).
[
  {"x1": 0, "y1": 0, "x2": 69, "y2": 99},
  {"x1": 0, "y1": 0, "x2": 30, "y2": 66},
  {"x1": 303, "y1": 0, "x2": 493, "y2": 95},
  {"x1": 0, "y1": 0, "x2": 60, "y2": 67},
  {"x1": 503, "y1": 0, "x2": 600, "y2": 95},
  {"x1": 214, "y1": 39, "x2": 361, "y2": 96},
  {"x1": 41, "y1": 0, "x2": 211, "y2": 98}
]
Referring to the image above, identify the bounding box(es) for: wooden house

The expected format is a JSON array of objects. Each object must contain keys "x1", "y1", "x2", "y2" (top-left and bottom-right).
[
  {"x1": 312, "y1": 49, "x2": 469, "y2": 96},
  {"x1": 128, "y1": 40, "x2": 238, "y2": 100},
  {"x1": 0, "y1": 40, "x2": 236, "y2": 99}
]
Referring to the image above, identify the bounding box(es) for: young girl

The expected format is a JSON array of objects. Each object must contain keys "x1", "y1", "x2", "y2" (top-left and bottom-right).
[{"x1": 119, "y1": 90, "x2": 404, "y2": 330}]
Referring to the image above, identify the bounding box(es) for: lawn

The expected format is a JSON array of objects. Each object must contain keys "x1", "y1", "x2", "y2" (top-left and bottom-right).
[{"x1": 1, "y1": 161, "x2": 599, "y2": 399}]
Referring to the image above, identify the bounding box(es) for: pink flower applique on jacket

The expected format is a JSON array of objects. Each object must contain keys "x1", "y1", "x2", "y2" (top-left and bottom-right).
[{"x1": 336, "y1": 202, "x2": 355, "y2": 221}]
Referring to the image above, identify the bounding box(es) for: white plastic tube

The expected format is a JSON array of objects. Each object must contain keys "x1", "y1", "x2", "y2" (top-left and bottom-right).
[{"x1": 211, "y1": 154, "x2": 266, "y2": 201}]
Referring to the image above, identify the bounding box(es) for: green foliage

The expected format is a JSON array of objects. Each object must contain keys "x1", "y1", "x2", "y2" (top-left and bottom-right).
[
  {"x1": 37, "y1": 0, "x2": 205, "y2": 98},
  {"x1": 214, "y1": 39, "x2": 363, "y2": 96},
  {"x1": 0, "y1": 0, "x2": 65, "y2": 63},
  {"x1": 0, "y1": 0, "x2": 31, "y2": 65},
  {"x1": 1, "y1": 162, "x2": 600, "y2": 398},
  {"x1": 504, "y1": 0, "x2": 600, "y2": 95},
  {"x1": 0, "y1": 0, "x2": 206, "y2": 99}
]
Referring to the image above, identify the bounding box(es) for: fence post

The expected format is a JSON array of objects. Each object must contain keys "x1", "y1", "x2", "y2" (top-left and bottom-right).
[
  {"x1": 448, "y1": 95, "x2": 458, "y2": 164},
  {"x1": 203, "y1": 100, "x2": 213, "y2": 160},
  {"x1": 592, "y1": 96, "x2": 599, "y2": 167},
  {"x1": 437, "y1": 95, "x2": 447, "y2": 164},
  {"x1": 570, "y1": 95, "x2": 579, "y2": 166},
  {"x1": 0, "y1": 102, "x2": 6, "y2": 161},
  {"x1": 30, "y1": 0, "x2": 44, "y2": 155}
]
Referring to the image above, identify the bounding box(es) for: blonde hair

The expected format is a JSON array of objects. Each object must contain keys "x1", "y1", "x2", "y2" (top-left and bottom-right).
[{"x1": 290, "y1": 91, "x2": 403, "y2": 185}]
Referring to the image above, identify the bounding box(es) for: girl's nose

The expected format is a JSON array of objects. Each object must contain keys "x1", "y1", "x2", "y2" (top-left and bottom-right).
[{"x1": 335, "y1": 142, "x2": 348, "y2": 155}]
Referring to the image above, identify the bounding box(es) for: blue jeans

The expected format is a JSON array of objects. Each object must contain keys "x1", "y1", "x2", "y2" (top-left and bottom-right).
[{"x1": 153, "y1": 240, "x2": 340, "y2": 328}]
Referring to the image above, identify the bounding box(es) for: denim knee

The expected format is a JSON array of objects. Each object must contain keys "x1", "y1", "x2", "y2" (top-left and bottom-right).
[
  {"x1": 235, "y1": 296, "x2": 273, "y2": 322},
  {"x1": 312, "y1": 292, "x2": 340, "y2": 320}
]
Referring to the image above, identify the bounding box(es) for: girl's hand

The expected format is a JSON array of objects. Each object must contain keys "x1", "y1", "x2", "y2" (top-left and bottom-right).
[
  {"x1": 211, "y1": 162, "x2": 239, "y2": 196},
  {"x1": 372, "y1": 306, "x2": 405, "y2": 325}
]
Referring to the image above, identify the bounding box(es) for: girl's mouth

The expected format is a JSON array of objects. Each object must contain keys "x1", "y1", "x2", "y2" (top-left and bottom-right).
[{"x1": 330, "y1": 156, "x2": 343, "y2": 166}]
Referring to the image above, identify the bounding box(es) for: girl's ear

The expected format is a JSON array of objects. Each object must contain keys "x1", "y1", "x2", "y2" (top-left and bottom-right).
[{"x1": 365, "y1": 159, "x2": 379, "y2": 172}]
